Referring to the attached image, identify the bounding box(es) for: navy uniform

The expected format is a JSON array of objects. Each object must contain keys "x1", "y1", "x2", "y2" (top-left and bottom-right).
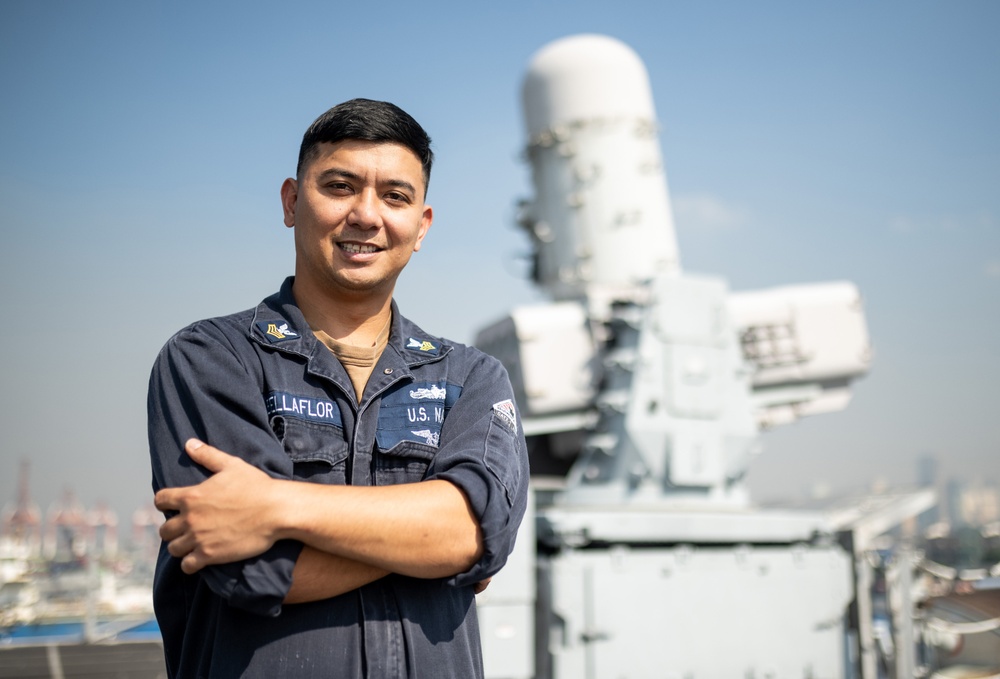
[{"x1": 148, "y1": 277, "x2": 529, "y2": 679}]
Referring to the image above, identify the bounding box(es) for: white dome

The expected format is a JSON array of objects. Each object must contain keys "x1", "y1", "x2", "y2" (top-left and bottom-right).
[{"x1": 522, "y1": 34, "x2": 657, "y2": 139}]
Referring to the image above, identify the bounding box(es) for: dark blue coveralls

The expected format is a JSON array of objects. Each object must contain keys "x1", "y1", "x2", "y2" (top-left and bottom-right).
[{"x1": 148, "y1": 277, "x2": 530, "y2": 679}]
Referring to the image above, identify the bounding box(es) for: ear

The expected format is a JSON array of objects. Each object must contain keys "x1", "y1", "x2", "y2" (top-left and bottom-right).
[
  {"x1": 412, "y1": 205, "x2": 433, "y2": 252},
  {"x1": 280, "y1": 178, "x2": 298, "y2": 228}
]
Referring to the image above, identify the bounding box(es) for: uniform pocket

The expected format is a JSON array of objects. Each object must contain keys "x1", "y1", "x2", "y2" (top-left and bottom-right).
[
  {"x1": 484, "y1": 413, "x2": 520, "y2": 507},
  {"x1": 374, "y1": 382, "x2": 452, "y2": 485},
  {"x1": 374, "y1": 441, "x2": 435, "y2": 485},
  {"x1": 271, "y1": 416, "x2": 349, "y2": 484}
]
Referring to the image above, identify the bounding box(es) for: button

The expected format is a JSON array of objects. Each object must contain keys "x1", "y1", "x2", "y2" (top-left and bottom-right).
[{"x1": 384, "y1": 368, "x2": 393, "y2": 375}]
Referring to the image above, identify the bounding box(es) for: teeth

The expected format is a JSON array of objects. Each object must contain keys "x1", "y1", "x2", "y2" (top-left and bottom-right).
[{"x1": 340, "y1": 243, "x2": 379, "y2": 254}]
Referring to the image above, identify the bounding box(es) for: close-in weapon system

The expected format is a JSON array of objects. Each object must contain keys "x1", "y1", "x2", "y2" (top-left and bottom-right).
[{"x1": 473, "y1": 35, "x2": 934, "y2": 679}]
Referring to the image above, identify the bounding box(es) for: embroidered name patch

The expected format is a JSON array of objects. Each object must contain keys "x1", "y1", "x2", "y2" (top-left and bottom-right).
[
  {"x1": 493, "y1": 399, "x2": 517, "y2": 434},
  {"x1": 256, "y1": 321, "x2": 300, "y2": 343},
  {"x1": 265, "y1": 391, "x2": 342, "y2": 427}
]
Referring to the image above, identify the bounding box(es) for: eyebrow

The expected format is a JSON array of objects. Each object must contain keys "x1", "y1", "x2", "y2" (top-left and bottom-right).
[{"x1": 315, "y1": 168, "x2": 417, "y2": 196}]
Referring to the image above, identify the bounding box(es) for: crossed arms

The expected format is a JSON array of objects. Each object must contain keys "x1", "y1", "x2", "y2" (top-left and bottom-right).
[
  {"x1": 148, "y1": 320, "x2": 524, "y2": 612},
  {"x1": 154, "y1": 438, "x2": 484, "y2": 603}
]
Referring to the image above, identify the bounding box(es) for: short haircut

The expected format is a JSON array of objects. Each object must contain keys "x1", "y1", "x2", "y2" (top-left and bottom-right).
[{"x1": 297, "y1": 99, "x2": 434, "y2": 194}]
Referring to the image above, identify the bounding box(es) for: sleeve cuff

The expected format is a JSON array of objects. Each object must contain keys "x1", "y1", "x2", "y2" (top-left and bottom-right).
[
  {"x1": 201, "y1": 539, "x2": 304, "y2": 617},
  {"x1": 431, "y1": 468, "x2": 515, "y2": 587}
]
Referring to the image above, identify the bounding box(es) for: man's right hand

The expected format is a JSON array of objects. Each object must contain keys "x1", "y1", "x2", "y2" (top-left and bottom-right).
[{"x1": 155, "y1": 439, "x2": 282, "y2": 574}]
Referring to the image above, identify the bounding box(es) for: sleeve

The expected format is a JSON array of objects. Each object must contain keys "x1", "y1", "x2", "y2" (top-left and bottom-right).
[
  {"x1": 147, "y1": 320, "x2": 303, "y2": 617},
  {"x1": 424, "y1": 352, "x2": 530, "y2": 587}
]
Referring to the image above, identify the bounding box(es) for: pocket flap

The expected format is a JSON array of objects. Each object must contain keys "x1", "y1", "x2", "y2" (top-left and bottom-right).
[{"x1": 275, "y1": 416, "x2": 349, "y2": 466}]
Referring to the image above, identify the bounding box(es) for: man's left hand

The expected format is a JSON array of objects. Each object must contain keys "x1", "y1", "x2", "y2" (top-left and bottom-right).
[{"x1": 155, "y1": 439, "x2": 279, "y2": 574}]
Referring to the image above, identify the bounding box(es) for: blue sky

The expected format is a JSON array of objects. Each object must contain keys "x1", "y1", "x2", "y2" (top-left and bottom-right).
[{"x1": 1, "y1": 1, "x2": 997, "y2": 522}]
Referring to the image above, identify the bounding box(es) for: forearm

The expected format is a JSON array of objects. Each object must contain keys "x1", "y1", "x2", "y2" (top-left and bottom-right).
[
  {"x1": 157, "y1": 442, "x2": 485, "y2": 579},
  {"x1": 284, "y1": 546, "x2": 389, "y2": 603},
  {"x1": 271, "y1": 479, "x2": 483, "y2": 579}
]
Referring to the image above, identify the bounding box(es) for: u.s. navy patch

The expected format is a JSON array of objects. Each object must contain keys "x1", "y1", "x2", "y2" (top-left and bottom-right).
[
  {"x1": 406, "y1": 337, "x2": 439, "y2": 355},
  {"x1": 493, "y1": 399, "x2": 517, "y2": 434},
  {"x1": 256, "y1": 321, "x2": 299, "y2": 343},
  {"x1": 376, "y1": 381, "x2": 461, "y2": 450}
]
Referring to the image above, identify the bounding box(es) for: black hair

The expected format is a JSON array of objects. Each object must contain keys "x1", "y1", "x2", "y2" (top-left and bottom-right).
[{"x1": 297, "y1": 99, "x2": 433, "y2": 194}]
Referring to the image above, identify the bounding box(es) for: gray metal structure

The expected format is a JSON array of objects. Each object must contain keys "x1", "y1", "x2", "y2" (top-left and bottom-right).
[{"x1": 473, "y1": 34, "x2": 932, "y2": 679}]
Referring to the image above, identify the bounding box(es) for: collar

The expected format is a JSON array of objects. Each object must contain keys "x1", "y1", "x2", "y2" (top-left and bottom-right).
[{"x1": 249, "y1": 277, "x2": 453, "y2": 369}]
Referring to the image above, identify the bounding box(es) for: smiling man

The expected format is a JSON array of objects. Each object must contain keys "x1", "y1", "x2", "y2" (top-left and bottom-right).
[{"x1": 147, "y1": 99, "x2": 529, "y2": 679}]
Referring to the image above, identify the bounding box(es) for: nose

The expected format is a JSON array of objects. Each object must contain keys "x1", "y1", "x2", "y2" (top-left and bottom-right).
[{"x1": 348, "y1": 189, "x2": 382, "y2": 230}]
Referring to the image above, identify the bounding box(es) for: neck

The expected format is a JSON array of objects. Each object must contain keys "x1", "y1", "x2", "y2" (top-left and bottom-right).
[{"x1": 292, "y1": 277, "x2": 393, "y2": 347}]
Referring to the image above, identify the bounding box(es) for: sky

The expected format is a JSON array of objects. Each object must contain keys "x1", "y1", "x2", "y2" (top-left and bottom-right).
[{"x1": 0, "y1": 1, "x2": 997, "y2": 527}]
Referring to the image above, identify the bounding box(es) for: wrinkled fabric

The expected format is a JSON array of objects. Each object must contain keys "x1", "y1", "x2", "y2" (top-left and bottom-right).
[{"x1": 148, "y1": 277, "x2": 529, "y2": 679}]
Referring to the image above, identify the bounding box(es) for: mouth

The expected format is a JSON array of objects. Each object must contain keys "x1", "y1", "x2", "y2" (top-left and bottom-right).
[{"x1": 338, "y1": 242, "x2": 382, "y2": 254}]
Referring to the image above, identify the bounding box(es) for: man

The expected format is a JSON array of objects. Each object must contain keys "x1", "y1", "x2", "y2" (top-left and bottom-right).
[{"x1": 148, "y1": 99, "x2": 530, "y2": 679}]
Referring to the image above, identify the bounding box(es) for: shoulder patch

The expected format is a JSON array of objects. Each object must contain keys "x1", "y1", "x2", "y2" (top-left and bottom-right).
[
  {"x1": 256, "y1": 321, "x2": 300, "y2": 343},
  {"x1": 406, "y1": 337, "x2": 439, "y2": 355},
  {"x1": 492, "y1": 398, "x2": 517, "y2": 434}
]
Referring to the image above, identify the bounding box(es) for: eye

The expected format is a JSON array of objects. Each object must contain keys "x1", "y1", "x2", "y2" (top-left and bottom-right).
[
  {"x1": 324, "y1": 181, "x2": 353, "y2": 194},
  {"x1": 385, "y1": 191, "x2": 411, "y2": 205}
]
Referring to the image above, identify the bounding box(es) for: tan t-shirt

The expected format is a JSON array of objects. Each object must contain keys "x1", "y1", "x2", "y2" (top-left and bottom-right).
[{"x1": 311, "y1": 316, "x2": 392, "y2": 404}]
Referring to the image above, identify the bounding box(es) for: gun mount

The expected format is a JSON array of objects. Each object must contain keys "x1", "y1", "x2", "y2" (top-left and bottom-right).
[
  {"x1": 477, "y1": 34, "x2": 872, "y2": 508},
  {"x1": 472, "y1": 35, "x2": 935, "y2": 679}
]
